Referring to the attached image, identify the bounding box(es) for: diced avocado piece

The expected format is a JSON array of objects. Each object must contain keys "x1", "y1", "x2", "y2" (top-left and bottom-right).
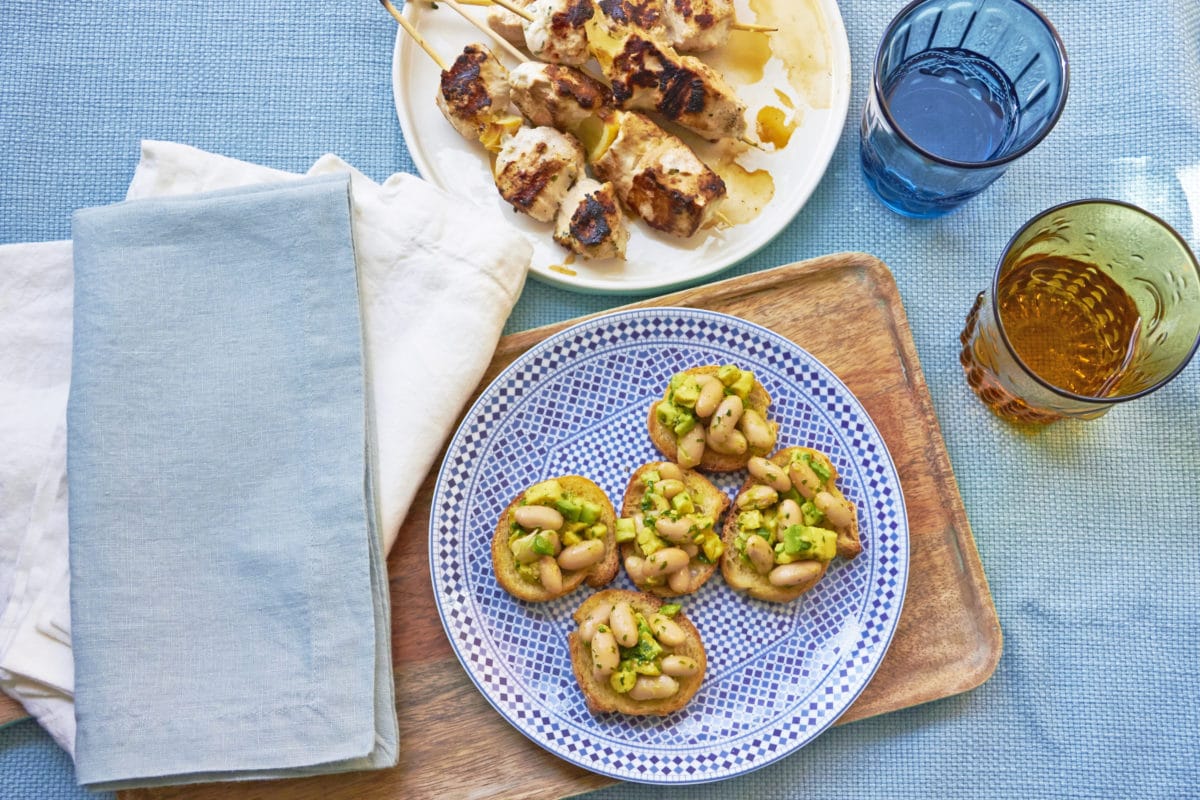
[
  {"x1": 532, "y1": 533, "x2": 555, "y2": 556},
  {"x1": 671, "y1": 376, "x2": 702, "y2": 408},
  {"x1": 730, "y1": 370, "x2": 755, "y2": 400},
  {"x1": 717, "y1": 364, "x2": 741, "y2": 386},
  {"x1": 523, "y1": 479, "x2": 563, "y2": 507},
  {"x1": 701, "y1": 531, "x2": 724, "y2": 562},
  {"x1": 564, "y1": 520, "x2": 588, "y2": 536},
  {"x1": 781, "y1": 487, "x2": 803, "y2": 505},
  {"x1": 615, "y1": 517, "x2": 637, "y2": 543},
  {"x1": 672, "y1": 411, "x2": 696, "y2": 436},
  {"x1": 636, "y1": 526, "x2": 666, "y2": 557},
  {"x1": 517, "y1": 563, "x2": 540, "y2": 583},
  {"x1": 641, "y1": 469, "x2": 662, "y2": 487},
  {"x1": 587, "y1": 523, "x2": 607, "y2": 540},
  {"x1": 668, "y1": 371, "x2": 689, "y2": 391},
  {"x1": 561, "y1": 529, "x2": 582, "y2": 547},
  {"x1": 578, "y1": 500, "x2": 602, "y2": 525},
  {"x1": 555, "y1": 496, "x2": 583, "y2": 522},
  {"x1": 671, "y1": 492, "x2": 695, "y2": 515},
  {"x1": 781, "y1": 525, "x2": 837, "y2": 562},
  {"x1": 658, "y1": 603, "x2": 681, "y2": 617},
  {"x1": 641, "y1": 493, "x2": 669, "y2": 512},
  {"x1": 629, "y1": 616, "x2": 664, "y2": 662},
  {"x1": 610, "y1": 665, "x2": 636, "y2": 694},
  {"x1": 800, "y1": 500, "x2": 825, "y2": 527},
  {"x1": 632, "y1": 659, "x2": 662, "y2": 676},
  {"x1": 737, "y1": 509, "x2": 764, "y2": 532},
  {"x1": 654, "y1": 401, "x2": 678, "y2": 427}
]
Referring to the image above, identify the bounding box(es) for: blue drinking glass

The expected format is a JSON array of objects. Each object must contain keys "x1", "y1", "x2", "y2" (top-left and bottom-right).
[{"x1": 860, "y1": 0, "x2": 1069, "y2": 218}]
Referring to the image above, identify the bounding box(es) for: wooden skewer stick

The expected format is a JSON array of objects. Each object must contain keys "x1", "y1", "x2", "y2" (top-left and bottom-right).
[
  {"x1": 732, "y1": 21, "x2": 777, "y2": 33},
  {"x1": 465, "y1": 0, "x2": 775, "y2": 33},
  {"x1": 490, "y1": 0, "x2": 535, "y2": 21},
  {"x1": 379, "y1": 0, "x2": 449, "y2": 70},
  {"x1": 441, "y1": 0, "x2": 531, "y2": 63}
]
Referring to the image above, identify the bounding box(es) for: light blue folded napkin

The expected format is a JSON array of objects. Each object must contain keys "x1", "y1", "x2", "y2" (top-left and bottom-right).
[{"x1": 67, "y1": 173, "x2": 397, "y2": 790}]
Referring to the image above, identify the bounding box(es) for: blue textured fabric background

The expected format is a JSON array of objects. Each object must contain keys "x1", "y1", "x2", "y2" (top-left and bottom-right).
[{"x1": 2, "y1": 1, "x2": 1198, "y2": 798}]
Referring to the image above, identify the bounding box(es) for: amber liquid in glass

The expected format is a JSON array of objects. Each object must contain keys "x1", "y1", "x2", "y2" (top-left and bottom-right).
[{"x1": 997, "y1": 256, "x2": 1142, "y2": 397}]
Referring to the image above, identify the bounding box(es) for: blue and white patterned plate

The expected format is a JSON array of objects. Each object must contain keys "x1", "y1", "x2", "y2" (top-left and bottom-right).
[{"x1": 429, "y1": 308, "x2": 909, "y2": 785}]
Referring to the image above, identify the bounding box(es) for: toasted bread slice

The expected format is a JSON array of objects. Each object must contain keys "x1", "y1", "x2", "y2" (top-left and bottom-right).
[
  {"x1": 720, "y1": 447, "x2": 861, "y2": 603},
  {"x1": 618, "y1": 461, "x2": 729, "y2": 597},
  {"x1": 646, "y1": 365, "x2": 777, "y2": 472},
  {"x1": 492, "y1": 475, "x2": 619, "y2": 602},
  {"x1": 567, "y1": 589, "x2": 706, "y2": 715}
]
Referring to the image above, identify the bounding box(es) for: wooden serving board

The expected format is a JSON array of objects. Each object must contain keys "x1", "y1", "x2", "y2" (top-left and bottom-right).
[{"x1": 123, "y1": 253, "x2": 1000, "y2": 800}]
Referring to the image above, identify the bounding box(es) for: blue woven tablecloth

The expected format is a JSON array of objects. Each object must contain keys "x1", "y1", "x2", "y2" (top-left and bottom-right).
[{"x1": 2, "y1": 1, "x2": 1198, "y2": 798}]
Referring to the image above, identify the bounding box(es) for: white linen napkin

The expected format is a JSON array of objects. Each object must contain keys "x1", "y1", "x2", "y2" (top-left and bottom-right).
[{"x1": 0, "y1": 141, "x2": 532, "y2": 757}]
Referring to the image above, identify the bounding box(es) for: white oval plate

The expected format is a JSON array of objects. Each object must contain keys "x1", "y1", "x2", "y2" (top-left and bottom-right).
[
  {"x1": 391, "y1": 1, "x2": 851, "y2": 294},
  {"x1": 429, "y1": 308, "x2": 910, "y2": 784}
]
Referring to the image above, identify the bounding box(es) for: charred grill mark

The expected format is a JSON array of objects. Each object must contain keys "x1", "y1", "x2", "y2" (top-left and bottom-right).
[
  {"x1": 501, "y1": 143, "x2": 556, "y2": 211},
  {"x1": 658, "y1": 66, "x2": 707, "y2": 117},
  {"x1": 599, "y1": 0, "x2": 662, "y2": 30},
  {"x1": 548, "y1": 66, "x2": 611, "y2": 111},
  {"x1": 612, "y1": 37, "x2": 708, "y2": 119},
  {"x1": 570, "y1": 192, "x2": 616, "y2": 246},
  {"x1": 440, "y1": 47, "x2": 492, "y2": 119},
  {"x1": 670, "y1": 0, "x2": 715, "y2": 28},
  {"x1": 552, "y1": 0, "x2": 594, "y2": 34}
]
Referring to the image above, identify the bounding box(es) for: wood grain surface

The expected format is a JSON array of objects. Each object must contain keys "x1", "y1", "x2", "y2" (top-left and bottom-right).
[{"x1": 118, "y1": 252, "x2": 1001, "y2": 800}]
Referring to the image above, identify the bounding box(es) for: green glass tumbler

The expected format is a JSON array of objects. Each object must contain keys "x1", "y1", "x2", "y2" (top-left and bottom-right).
[{"x1": 960, "y1": 199, "x2": 1200, "y2": 423}]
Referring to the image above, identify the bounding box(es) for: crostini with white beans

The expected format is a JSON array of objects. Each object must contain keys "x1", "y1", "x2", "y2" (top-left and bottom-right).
[
  {"x1": 720, "y1": 447, "x2": 862, "y2": 603},
  {"x1": 492, "y1": 475, "x2": 620, "y2": 601},
  {"x1": 567, "y1": 589, "x2": 706, "y2": 715}
]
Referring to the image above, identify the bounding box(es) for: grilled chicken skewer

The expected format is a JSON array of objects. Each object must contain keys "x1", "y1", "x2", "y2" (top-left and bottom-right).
[
  {"x1": 586, "y1": 11, "x2": 748, "y2": 141},
  {"x1": 508, "y1": 62, "x2": 726, "y2": 237},
  {"x1": 487, "y1": 0, "x2": 773, "y2": 53},
  {"x1": 431, "y1": 5, "x2": 633, "y2": 258}
]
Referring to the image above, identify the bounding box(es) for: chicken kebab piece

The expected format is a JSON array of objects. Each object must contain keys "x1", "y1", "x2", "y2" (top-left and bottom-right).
[
  {"x1": 437, "y1": 43, "x2": 629, "y2": 258},
  {"x1": 490, "y1": 0, "x2": 745, "y2": 54},
  {"x1": 508, "y1": 62, "x2": 727, "y2": 237},
  {"x1": 586, "y1": 10, "x2": 748, "y2": 141},
  {"x1": 596, "y1": 0, "x2": 734, "y2": 52},
  {"x1": 486, "y1": 0, "x2": 595, "y2": 66}
]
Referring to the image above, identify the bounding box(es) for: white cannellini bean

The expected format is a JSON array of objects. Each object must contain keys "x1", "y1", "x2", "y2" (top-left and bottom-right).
[
  {"x1": 676, "y1": 425, "x2": 706, "y2": 469},
  {"x1": 514, "y1": 504, "x2": 564, "y2": 531},
  {"x1": 777, "y1": 499, "x2": 802, "y2": 530},
  {"x1": 694, "y1": 375, "x2": 725, "y2": 418},
  {"x1": 789, "y1": 459, "x2": 822, "y2": 499},
  {"x1": 657, "y1": 462, "x2": 684, "y2": 481},
  {"x1": 769, "y1": 560, "x2": 822, "y2": 588},
  {"x1": 661, "y1": 655, "x2": 700, "y2": 677},
  {"x1": 609, "y1": 601, "x2": 639, "y2": 648},
  {"x1": 814, "y1": 491, "x2": 854, "y2": 529},
  {"x1": 624, "y1": 555, "x2": 648, "y2": 584},
  {"x1": 591, "y1": 626, "x2": 619, "y2": 679},
  {"x1": 668, "y1": 566, "x2": 692, "y2": 594},
  {"x1": 578, "y1": 601, "x2": 613, "y2": 643},
  {"x1": 707, "y1": 395, "x2": 744, "y2": 442},
  {"x1": 539, "y1": 556, "x2": 563, "y2": 594},
  {"x1": 628, "y1": 674, "x2": 680, "y2": 701},
  {"x1": 646, "y1": 547, "x2": 690, "y2": 575},
  {"x1": 655, "y1": 478, "x2": 686, "y2": 499},
  {"x1": 653, "y1": 516, "x2": 693, "y2": 544},
  {"x1": 745, "y1": 534, "x2": 775, "y2": 575},
  {"x1": 736, "y1": 485, "x2": 779, "y2": 510},
  {"x1": 650, "y1": 613, "x2": 686, "y2": 647},
  {"x1": 748, "y1": 456, "x2": 791, "y2": 492},
  {"x1": 739, "y1": 408, "x2": 775, "y2": 452},
  {"x1": 557, "y1": 539, "x2": 605, "y2": 571},
  {"x1": 707, "y1": 428, "x2": 748, "y2": 455},
  {"x1": 682, "y1": 542, "x2": 699, "y2": 559}
]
